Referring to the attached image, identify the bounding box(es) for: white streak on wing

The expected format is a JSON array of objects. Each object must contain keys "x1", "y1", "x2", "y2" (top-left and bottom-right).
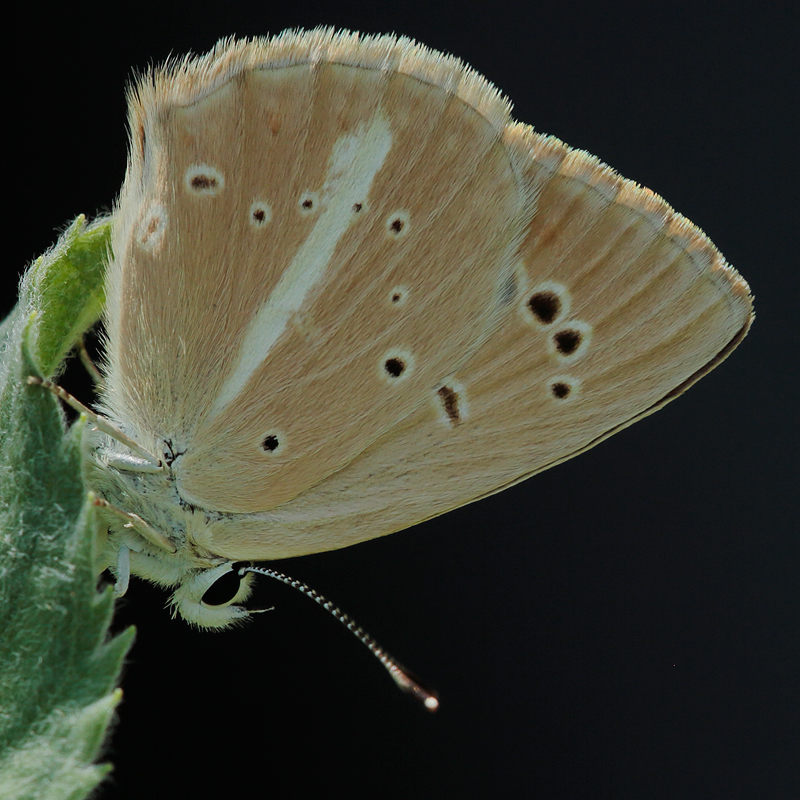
[{"x1": 211, "y1": 111, "x2": 393, "y2": 417}]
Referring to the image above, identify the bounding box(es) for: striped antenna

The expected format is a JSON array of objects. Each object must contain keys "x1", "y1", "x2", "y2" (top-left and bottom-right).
[{"x1": 240, "y1": 564, "x2": 439, "y2": 712}]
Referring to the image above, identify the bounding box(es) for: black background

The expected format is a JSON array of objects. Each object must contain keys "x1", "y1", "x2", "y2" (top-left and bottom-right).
[{"x1": 5, "y1": 1, "x2": 797, "y2": 798}]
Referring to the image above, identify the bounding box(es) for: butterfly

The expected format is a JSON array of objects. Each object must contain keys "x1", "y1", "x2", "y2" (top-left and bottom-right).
[{"x1": 34, "y1": 28, "x2": 752, "y2": 645}]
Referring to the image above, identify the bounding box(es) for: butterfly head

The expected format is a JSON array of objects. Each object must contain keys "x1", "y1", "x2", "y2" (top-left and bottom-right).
[{"x1": 88, "y1": 431, "x2": 257, "y2": 629}]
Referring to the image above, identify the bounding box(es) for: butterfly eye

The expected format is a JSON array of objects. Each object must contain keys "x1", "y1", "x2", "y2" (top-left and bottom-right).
[{"x1": 201, "y1": 568, "x2": 249, "y2": 609}]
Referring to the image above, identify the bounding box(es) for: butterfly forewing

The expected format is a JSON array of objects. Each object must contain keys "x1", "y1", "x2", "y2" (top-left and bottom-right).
[{"x1": 108, "y1": 42, "x2": 528, "y2": 514}]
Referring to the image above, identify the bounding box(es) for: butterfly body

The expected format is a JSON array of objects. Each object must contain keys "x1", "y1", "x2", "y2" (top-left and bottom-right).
[{"x1": 88, "y1": 28, "x2": 752, "y2": 626}]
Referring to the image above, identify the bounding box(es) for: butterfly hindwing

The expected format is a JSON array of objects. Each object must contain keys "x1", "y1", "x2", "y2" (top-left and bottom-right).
[{"x1": 203, "y1": 123, "x2": 752, "y2": 560}]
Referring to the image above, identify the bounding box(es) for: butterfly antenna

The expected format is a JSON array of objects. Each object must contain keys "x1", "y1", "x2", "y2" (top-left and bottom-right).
[{"x1": 240, "y1": 564, "x2": 439, "y2": 712}]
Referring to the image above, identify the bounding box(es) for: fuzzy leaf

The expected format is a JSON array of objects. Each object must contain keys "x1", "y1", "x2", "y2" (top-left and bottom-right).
[
  {"x1": 0, "y1": 217, "x2": 132, "y2": 800},
  {"x1": 23, "y1": 214, "x2": 110, "y2": 378}
]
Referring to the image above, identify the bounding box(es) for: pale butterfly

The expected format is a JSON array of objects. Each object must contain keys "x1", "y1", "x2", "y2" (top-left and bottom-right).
[{"x1": 31, "y1": 28, "x2": 752, "y2": 703}]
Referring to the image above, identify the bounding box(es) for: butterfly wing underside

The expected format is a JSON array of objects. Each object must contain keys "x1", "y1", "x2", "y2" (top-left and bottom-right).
[
  {"x1": 103, "y1": 30, "x2": 752, "y2": 561},
  {"x1": 212, "y1": 128, "x2": 752, "y2": 559},
  {"x1": 106, "y1": 31, "x2": 529, "y2": 514}
]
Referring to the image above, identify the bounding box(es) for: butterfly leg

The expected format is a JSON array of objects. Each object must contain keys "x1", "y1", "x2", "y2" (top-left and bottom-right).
[
  {"x1": 91, "y1": 494, "x2": 177, "y2": 554},
  {"x1": 26, "y1": 375, "x2": 161, "y2": 467},
  {"x1": 76, "y1": 336, "x2": 104, "y2": 385},
  {"x1": 113, "y1": 544, "x2": 131, "y2": 597}
]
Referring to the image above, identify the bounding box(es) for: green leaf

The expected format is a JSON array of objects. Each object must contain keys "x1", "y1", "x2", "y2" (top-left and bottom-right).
[
  {"x1": 0, "y1": 217, "x2": 132, "y2": 800},
  {"x1": 23, "y1": 214, "x2": 111, "y2": 378}
]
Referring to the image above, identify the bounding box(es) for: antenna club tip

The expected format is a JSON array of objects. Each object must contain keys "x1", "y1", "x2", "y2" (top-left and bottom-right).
[
  {"x1": 388, "y1": 665, "x2": 439, "y2": 712},
  {"x1": 244, "y1": 565, "x2": 440, "y2": 711},
  {"x1": 424, "y1": 695, "x2": 440, "y2": 712}
]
